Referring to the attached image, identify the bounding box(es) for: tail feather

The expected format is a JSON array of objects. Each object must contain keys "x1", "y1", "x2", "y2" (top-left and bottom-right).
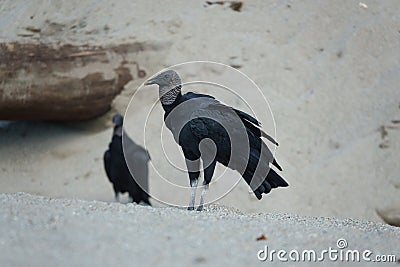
[
  {"x1": 260, "y1": 129, "x2": 279, "y2": 146},
  {"x1": 240, "y1": 142, "x2": 288, "y2": 200},
  {"x1": 234, "y1": 108, "x2": 279, "y2": 146},
  {"x1": 253, "y1": 169, "x2": 288, "y2": 200},
  {"x1": 267, "y1": 169, "x2": 288, "y2": 188},
  {"x1": 272, "y1": 159, "x2": 283, "y2": 171}
]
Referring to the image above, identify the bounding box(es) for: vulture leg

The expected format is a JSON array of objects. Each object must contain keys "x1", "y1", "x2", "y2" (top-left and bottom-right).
[
  {"x1": 185, "y1": 157, "x2": 200, "y2": 210},
  {"x1": 197, "y1": 183, "x2": 209, "y2": 212},
  {"x1": 113, "y1": 184, "x2": 120, "y2": 202},
  {"x1": 197, "y1": 160, "x2": 216, "y2": 211},
  {"x1": 188, "y1": 179, "x2": 198, "y2": 211}
]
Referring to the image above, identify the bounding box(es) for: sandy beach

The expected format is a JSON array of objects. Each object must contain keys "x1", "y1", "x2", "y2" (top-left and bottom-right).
[
  {"x1": 1, "y1": 1, "x2": 400, "y2": 265},
  {"x1": 1, "y1": 193, "x2": 399, "y2": 266}
]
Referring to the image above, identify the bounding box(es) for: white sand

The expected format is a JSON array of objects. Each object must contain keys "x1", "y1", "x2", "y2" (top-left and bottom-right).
[
  {"x1": 1, "y1": 193, "x2": 399, "y2": 266},
  {"x1": 1, "y1": 1, "x2": 400, "y2": 223}
]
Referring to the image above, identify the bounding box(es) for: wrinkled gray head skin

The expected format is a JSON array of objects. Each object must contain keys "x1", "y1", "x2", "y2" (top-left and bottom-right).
[
  {"x1": 145, "y1": 70, "x2": 182, "y2": 105},
  {"x1": 112, "y1": 114, "x2": 123, "y2": 126}
]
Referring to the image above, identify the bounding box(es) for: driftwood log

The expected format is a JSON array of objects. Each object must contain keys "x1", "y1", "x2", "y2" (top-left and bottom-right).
[{"x1": 0, "y1": 42, "x2": 135, "y2": 121}]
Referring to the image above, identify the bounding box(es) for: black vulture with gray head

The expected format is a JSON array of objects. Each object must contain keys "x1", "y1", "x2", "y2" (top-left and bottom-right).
[
  {"x1": 104, "y1": 114, "x2": 151, "y2": 205},
  {"x1": 145, "y1": 70, "x2": 288, "y2": 211}
]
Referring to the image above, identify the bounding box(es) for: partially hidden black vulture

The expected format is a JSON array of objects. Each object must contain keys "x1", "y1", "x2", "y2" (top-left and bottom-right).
[
  {"x1": 145, "y1": 70, "x2": 288, "y2": 211},
  {"x1": 104, "y1": 114, "x2": 151, "y2": 205}
]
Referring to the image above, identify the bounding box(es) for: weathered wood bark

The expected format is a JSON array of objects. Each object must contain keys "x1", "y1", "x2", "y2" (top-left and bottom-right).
[{"x1": 0, "y1": 42, "x2": 135, "y2": 121}]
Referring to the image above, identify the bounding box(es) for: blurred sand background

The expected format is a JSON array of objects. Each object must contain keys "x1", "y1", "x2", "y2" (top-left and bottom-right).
[{"x1": 1, "y1": 0, "x2": 400, "y2": 222}]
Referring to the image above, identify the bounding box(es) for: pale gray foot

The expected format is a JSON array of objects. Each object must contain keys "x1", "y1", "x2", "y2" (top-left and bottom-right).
[
  {"x1": 188, "y1": 179, "x2": 198, "y2": 210},
  {"x1": 114, "y1": 192, "x2": 120, "y2": 202},
  {"x1": 196, "y1": 183, "x2": 209, "y2": 211}
]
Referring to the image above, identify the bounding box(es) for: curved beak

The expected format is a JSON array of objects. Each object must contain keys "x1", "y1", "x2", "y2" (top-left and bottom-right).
[{"x1": 144, "y1": 77, "x2": 157, "y2": 86}]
